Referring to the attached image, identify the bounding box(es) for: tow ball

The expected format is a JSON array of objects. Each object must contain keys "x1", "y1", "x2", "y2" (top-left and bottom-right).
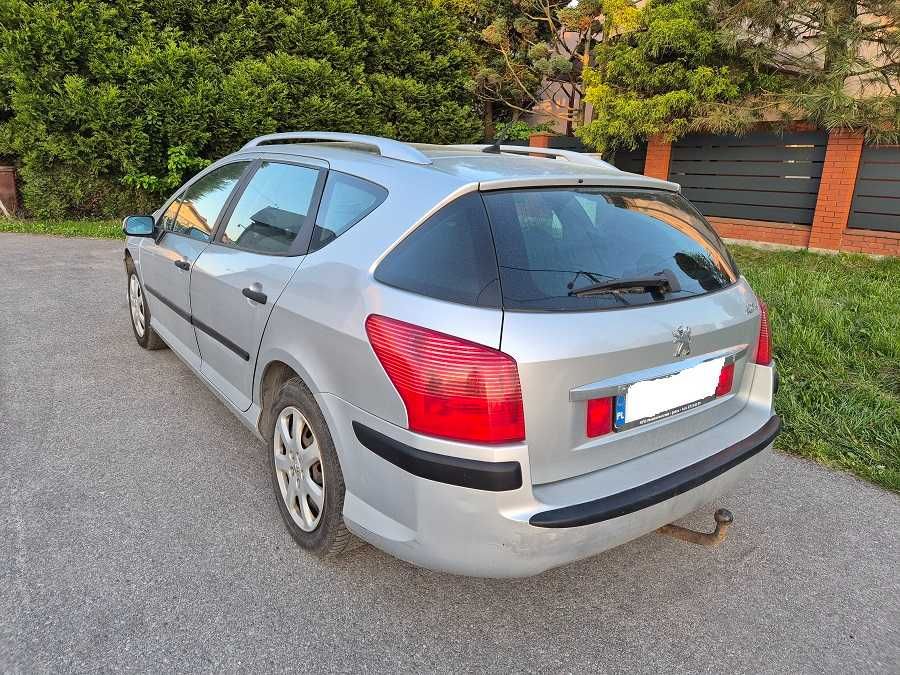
[{"x1": 657, "y1": 508, "x2": 734, "y2": 547}]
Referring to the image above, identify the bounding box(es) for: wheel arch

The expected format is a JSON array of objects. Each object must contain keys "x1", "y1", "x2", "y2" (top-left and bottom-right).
[
  {"x1": 255, "y1": 352, "x2": 316, "y2": 436},
  {"x1": 124, "y1": 241, "x2": 142, "y2": 274}
]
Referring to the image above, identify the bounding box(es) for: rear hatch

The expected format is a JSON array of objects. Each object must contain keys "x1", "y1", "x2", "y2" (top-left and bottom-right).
[{"x1": 481, "y1": 187, "x2": 762, "y2": 485}]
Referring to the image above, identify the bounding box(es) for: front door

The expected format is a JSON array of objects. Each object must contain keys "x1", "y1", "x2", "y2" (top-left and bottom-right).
[
  {"x1": 139, "y1": 162, "x2": 250, "y2": 368},
  {"x1": 190, "y1": 160, "x2": 325, "y2": 410}
]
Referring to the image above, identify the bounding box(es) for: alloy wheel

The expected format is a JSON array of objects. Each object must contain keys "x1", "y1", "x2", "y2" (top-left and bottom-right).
[
  {"x1": 129, "y1": 274, "x2": 146, "y2": 337},
  {"x1": 273, "y1": 406, "x2": 325, "y2": 532}
]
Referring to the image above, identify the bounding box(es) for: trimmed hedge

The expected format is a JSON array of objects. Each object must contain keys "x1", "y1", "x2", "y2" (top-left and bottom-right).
[{"x1": 0, "y1": 0, "x2": 481, "y2": 218}]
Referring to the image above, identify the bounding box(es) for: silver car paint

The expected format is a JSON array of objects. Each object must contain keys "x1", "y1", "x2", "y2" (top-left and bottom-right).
[
  {"x1": 502, "y1": 280, "x2": 761, "y2": 484},
  {"x1": 127, "y1": 139, "x2": 774, "y2": 577},
  {"x1": 191, "y1": 244, "x2": 306, "y2": 411},
  {"x1": 139, "y1": 233, "x2": 208, "y2": 369}
]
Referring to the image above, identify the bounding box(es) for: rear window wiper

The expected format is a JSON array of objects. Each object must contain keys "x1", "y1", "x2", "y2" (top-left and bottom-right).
[{"x1": 568, "y1": 269, "x2": 681, "y2": 298}]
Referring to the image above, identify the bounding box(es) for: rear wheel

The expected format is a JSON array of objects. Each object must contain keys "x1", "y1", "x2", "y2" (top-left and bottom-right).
[
  {"x1": 125, "y1": 258, "x2": 165, "y2": 350},
  {"x1": 268, "y1": 377, "x2": 352, "y2": 558}
]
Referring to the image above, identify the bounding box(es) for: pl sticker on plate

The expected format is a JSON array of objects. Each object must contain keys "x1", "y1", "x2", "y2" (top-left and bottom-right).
[{"x1": 614, "y1": 395, "x2": 627, "y2": 429}]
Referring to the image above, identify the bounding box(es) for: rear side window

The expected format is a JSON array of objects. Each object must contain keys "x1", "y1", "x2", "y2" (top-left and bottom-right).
[
  {"x1": 309, "y1": 172, "x2": 387, "y2": 252},
  {"x1": 374, "y1": 192, "x2": 501, "y2": 308},
  {"x1": 481, "y1": 188, "x2": 738, "y2": 311}
]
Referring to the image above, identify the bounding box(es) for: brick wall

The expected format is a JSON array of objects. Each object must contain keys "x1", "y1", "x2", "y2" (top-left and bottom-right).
[
  {"x1": 707, "y1": 217, "x2": 811, "y2": 248},
  {"x1": 840, "y1": 229, "x2": 900, "y2": 256}
]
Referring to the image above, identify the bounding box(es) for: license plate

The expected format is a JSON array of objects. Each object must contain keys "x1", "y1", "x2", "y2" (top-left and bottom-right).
[{"x1": 614, "y1": 356, "x2": 726, "y2": 431}]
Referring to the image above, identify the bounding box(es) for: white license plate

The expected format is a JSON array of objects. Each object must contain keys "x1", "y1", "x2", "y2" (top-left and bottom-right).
[{"x1": 614, "y1": 357, "x2": 726, "y2": 430}]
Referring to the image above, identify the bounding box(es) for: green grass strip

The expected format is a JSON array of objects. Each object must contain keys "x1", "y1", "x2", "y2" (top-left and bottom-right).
[
  {"x1": 0, "y1": 218, "x2": 122, "y2": 239},
  {"x1": 733, "y1": 246, "x2": 900, "y2": 492}
]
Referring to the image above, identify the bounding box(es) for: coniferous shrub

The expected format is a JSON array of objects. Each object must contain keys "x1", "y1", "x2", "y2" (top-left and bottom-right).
[{"x1": 0, "y1": 0, "x2": 480, "y2": 217}]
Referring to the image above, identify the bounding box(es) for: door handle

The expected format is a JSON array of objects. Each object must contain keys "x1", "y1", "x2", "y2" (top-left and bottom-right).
[
  {"x1": 242, "y1": 287, "x2": 268, "y2": 305},
  {"x1": 174, "y1": 259, "x2": 190, "y2": 271}
]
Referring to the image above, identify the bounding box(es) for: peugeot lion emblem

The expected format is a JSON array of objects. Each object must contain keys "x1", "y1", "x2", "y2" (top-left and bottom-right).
[{"x1": 672, "y1": 325, "x2": 692, "y2": 358}]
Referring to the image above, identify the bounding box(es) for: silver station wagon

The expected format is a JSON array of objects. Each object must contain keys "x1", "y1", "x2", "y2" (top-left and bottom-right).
[{"x1": 123, "y1": 132, "x2": 780, "y2": 577}]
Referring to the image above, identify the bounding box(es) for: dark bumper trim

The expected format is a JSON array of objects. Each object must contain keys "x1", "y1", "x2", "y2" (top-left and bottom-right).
[
  {"x1": 529, "y1": 415, "x2": 782, "y2": 529},
  {"x1": 352, "y1": 422, "x2": 523, "y2": 492}
]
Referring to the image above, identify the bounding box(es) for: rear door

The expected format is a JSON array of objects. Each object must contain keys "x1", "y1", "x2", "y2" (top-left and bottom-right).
[
  {"x1": 481, "y1": 187, "x2": 761, "y2": 485},
  {"x1": 189, "y1": 159, "x2": 326, "y2": 411},
  {"x1": 139, "y1": 162, "x2": 249, "y2": 368}
]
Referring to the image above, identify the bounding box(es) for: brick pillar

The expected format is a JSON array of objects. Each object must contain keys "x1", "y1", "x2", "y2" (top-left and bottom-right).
[
  {"x1": 0, "y1": 166, "x2": 17, "y2": 215},
  {"x1": 529, "y1": 132, "x2": 552, "y2": 148},
  {"x1": 644, "y1": 134, "x2": 672, "y2": 180},
  {"x1": 807, "y1": 131, "x2": 864, "y2": 251}
]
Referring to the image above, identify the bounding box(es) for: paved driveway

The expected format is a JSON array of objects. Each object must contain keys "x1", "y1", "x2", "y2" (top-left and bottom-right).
[{"x1": 1, "y1": 233, "x2": 898, "y2": 673}]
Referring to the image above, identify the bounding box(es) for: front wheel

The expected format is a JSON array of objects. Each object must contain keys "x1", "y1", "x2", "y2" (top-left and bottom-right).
[
  {"x1": 268, "y1": 377, "x2": 353, "y2": 558},
  {"x1": 126, "y1": 259, "x2": 165, "y2": 350}
]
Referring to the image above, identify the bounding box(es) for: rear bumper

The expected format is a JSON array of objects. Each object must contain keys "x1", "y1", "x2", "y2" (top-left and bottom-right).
[
  {"x1": 317, "y1": 363, "x2": 778, "y2": 578},
  {"x1": 530, "y1": 415, "x2": 781, "y2": 528}
]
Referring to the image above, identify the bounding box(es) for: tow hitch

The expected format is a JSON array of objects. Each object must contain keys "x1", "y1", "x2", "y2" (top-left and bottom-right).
[{"x1": 657, "y1": 508, "x2": 734, "y2": 547}]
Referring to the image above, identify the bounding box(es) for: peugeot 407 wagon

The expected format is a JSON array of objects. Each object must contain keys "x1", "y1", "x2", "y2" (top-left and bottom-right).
[{"x1": 122, "y1": 131, "x2": 780, "y2": 577}]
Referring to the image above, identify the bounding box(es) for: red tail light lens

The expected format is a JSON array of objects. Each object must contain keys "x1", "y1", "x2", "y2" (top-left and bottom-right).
[
  {"x1": 365, "y1": 315, "x2": 525, "y2": 444},
  {"x1": 755, "y1": 297, "x2": 773, "y2": 365},
  {"x1": 715, "y1": 362, "x2": 735, "y2": 397},
  {"x1": 586, "y1": 397, "x2": 614, "y2": 437}
]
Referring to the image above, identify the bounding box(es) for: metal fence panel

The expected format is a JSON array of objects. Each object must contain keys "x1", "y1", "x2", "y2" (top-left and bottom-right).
[
  {"x1": 610, "y1": 144, "x2": 646, "y2": 175},
  {"x1": 849, "y1": 146, "x2": 900, "y2": 233},
  {"x1": 669, "y1": 132, "x2": 827, "y2": 225}
]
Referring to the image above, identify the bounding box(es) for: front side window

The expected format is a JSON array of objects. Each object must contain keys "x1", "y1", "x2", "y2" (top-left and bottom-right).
[
  {"x1": 481, "y1": 188, "x2": 738, "y2": 311},
  {"x1": 220, "y1": 161, "x2": 320, "y2": 254},
  {"x1": 170, "y1": 162, "x2": 248, "y2": 242},
  {"x1": 374, "y1": 192, "x2": 501, "y2": 308},
  {"x1": 160, "y1": 195, "x2": 183, "y2": 232},
  {"x1": 309, "y1": 172, "x2": 387, "y2": 252}
]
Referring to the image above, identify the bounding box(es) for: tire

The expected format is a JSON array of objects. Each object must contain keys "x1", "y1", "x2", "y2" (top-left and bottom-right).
[
  {"x1": 125, "y1": 258, "x2": 166, "y2": 350},
  {"x1": 268, "y1": 377, "x2": 353, "y2": 558}
]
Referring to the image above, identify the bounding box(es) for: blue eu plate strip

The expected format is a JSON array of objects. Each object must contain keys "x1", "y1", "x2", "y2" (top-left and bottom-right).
[{"x1": 614, "y1": 395, "x2": 627, "y2": 429}]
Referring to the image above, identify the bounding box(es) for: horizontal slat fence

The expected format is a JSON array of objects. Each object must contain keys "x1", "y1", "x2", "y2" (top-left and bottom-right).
[
  {"x1": 849, "y1": 146, "x2": 900, "y2": 233},
  {"x1": 610, "y1": 144, "x2": 647, "y2": 175},
  {"x1": 669, "y1": 132, "x2": 828, "y2": 224}
]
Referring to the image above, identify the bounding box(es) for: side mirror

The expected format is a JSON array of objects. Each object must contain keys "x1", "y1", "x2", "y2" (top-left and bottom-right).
[{"x1": 122, "y1": 215, "x2": 156, "y2": 237}]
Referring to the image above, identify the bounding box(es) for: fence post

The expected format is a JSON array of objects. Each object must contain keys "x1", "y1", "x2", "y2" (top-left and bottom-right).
[
  {"x1": 0, "y1": 166, "x2": 17, "y2": 216},
  {"x1": 529, "y1": 132, "x2": 553, "y2": 148},
  {"x1": 807, "y1": 130, "x2": 865, "y2": 251},
  {"x1": 643, "y1": 134, "x2": 672, "y2": 180}
]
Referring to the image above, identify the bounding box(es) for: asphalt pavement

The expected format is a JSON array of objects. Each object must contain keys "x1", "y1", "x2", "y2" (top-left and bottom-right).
[{"x1": 1, "y1": 233, "x2": 898, "y2": 673}]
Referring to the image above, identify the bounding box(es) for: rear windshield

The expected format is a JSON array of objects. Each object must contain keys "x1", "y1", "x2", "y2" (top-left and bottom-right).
[{"x1": 481, "y1": 188, "x2": 738, "y2": 311}]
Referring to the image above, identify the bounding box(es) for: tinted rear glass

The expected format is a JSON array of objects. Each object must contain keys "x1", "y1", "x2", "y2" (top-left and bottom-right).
[
  {"x1": 481, "y1": 188, "x2": 738, "y2": 311},
  {"x1": 374, "y1": 192, "x2": 501, "y2": 308}
]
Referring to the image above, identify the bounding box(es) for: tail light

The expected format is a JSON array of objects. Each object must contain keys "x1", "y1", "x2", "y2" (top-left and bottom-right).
[
  {"x1": 755, "y1": 297, "x2": 773, "y2": 365},
  {"x1": 365, "y1": 315, "x2": 525, "y2": 444},
  {"x1": 715, "y1": 361, "x2": 735, "y2": 397},
  {"x1": 586, "y1": 397, "x2": 614, "y2": 437}
]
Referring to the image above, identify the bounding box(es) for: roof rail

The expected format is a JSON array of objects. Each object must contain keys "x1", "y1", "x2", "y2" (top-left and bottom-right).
[
  {"x1": 446, "y1": 144, "x2": 617, "y2": 171},
  {"x1": 242, "y1": 132, "x2": 432, "y2": 165}
]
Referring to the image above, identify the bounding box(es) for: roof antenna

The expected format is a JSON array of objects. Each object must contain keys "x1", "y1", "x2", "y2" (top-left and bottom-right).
[{"x1": 483, "y1": 126, "x2": 509, "y2": 154}]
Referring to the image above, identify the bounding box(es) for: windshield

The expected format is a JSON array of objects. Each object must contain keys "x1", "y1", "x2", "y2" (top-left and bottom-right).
[{"x1": 481, "y1": 188, "x2": 738, "y2": 311}]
